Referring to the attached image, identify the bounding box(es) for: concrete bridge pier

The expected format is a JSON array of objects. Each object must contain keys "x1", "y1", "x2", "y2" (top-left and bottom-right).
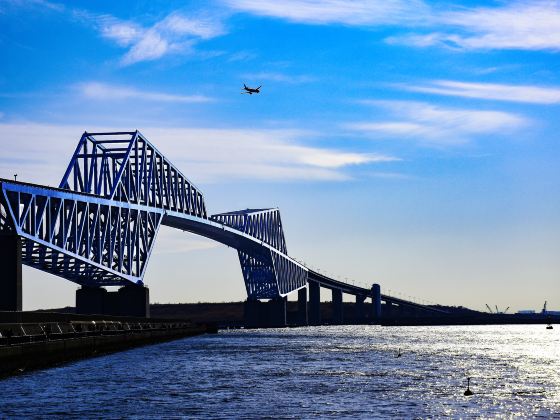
[
  {"x1": 244, "y1": 297, "x2": 287, "y2": 327},
  {"x1": 269, "y1": 297, "x2": 287, "y2": 327},
  {"x1": 119, "y1": 285, "x2": 150, "y2": 318},
  {"x1": 76, "y1": 285, "x2": 150, "y2": 317},
  {"x1": 0, "y1": 234, "x2": 22, "y2": 312},
  {"x1": 76, "y1": 286, "x2": 107, "y2": 315},
  {"x1": 355, "y1": 295, "x2": 366, "y2": 323},
  {"x1": 297, "y1": 287, "x2": 308, "y2": 325},
  {"x1": 371, "y1": 283, "x2": 381, "y2": 322},
  {"x1": 243, "y1": 299, "x2": 260, "y2": 327},
  {"x1": 308, "y1": 280, "x2": 321, "y2": 325},
  {"x1": 332, "y1": 289, "x2": 343, "y2": 324}
]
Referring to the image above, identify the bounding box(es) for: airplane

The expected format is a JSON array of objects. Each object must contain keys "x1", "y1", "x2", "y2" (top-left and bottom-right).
[{"x1": 241, "y1": 84, "x2": 262, "y2": 95}]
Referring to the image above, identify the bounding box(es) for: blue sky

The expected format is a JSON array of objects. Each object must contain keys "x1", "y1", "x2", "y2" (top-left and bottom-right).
[{"x1": 1, "y1": 0, "x2": 559, "y2": 311}]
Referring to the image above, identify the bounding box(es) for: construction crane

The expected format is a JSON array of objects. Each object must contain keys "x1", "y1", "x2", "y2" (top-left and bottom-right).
[{"x1": 485, "y1": 304, "x2": 510, "y2": 314}]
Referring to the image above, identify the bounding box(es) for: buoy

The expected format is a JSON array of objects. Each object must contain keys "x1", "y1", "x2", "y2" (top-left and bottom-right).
[{"x1": 464, "y1": 377, "x2": 473, "y2": 396}]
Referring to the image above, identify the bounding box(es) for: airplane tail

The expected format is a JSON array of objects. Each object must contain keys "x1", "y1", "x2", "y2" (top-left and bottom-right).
[{"x1": 244, "y1": 84, "x2": 247, "y2": 88}]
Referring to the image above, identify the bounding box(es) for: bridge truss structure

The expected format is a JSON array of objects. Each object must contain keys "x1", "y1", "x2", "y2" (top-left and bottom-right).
[{"x1": 1, "y1": 130, "x2": 443, "y2": 315}]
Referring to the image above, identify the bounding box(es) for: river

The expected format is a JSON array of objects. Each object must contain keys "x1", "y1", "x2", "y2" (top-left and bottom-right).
[{"x1": 0, "y1": 325, "x2": 558, "y2": 418}]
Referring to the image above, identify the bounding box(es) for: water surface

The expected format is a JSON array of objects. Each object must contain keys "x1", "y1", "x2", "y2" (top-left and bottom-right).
[{"x1": 1, "y1": 325, "x2": 558, "y2": 418}]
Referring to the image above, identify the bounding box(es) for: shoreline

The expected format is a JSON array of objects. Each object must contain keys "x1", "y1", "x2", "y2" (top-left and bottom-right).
[{"x1": 0, "y1": 317, "x2": 216, "y2": 379}]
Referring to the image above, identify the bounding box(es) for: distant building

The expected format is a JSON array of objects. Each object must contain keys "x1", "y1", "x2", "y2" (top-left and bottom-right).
[{"x1": 517, "y1": 309, "x2": 560, "y2": 315}]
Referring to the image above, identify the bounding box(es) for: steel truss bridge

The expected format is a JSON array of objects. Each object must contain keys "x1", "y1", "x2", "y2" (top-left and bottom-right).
[{"x1": 0, "y1": 131, "x2": 444, "y2": 323}]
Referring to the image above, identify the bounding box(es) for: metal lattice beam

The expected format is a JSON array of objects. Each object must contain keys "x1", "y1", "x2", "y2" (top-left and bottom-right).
[
  {"x1": 59, "y1": 131, "x2": 207, "y2": 218},
  {"x1": 211, "y1": 208, "x2": 287, "y2": 253},
  {"x1": 0, "y1": 181, "x2": 162, "y2": 286},
  {"x1": 211, "y1": 208, "x2": 306, "y2": 299}
]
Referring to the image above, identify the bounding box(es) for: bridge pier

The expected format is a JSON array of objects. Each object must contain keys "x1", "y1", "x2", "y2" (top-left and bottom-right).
[
  {"x1": 76, "y1": 285, "x2": 150, "y2": 317},
  {"x1": 243, "y1": 299, "x2": 260, "y2": 327},
  {"x1": 297, "y1": 287, "x2": 308, "y2": 325},
  {"x1": 270, "y1": 297, "x2": 287, "y2": 327},
  {"x1": 76, "y1": 286, "x2": 107, "y2": 315},
  {"x1": 0, "y1": 234, "x2": 22, "y2": 312},
  {"x1": 355, "y1": 295, "x2": 366, "y2": 323},
  {"x1": 371, "y1": 283, "x2": 381, "y2": 322},
  {"x1": 244, "y1": 298, "x2": 287, "y2": 328},
  {"x1": 308, "y1": 280, "x2": 321, "y2": 325},
  {"x1": 119, "y1": 285, "x2": 150, "y2": 318},
  {"x1": 332, "y1": 289, "x2": 343, "y2": 324}
]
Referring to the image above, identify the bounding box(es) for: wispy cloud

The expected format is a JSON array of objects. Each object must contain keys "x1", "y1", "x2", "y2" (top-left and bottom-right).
[
  {"x1": 78, "y1": 82, "x2": 213, "y2": 103},
  {"x1": 90, "y1": 11, "x2": 226, "y2": 65},
  {"x1": 226, "y1": 0, "x2": 560, "y2": 53},
  {"x1": 145, "y1": 127, "x2": 397, "y2": 182},
  {"x1": 242, "y1": 72, "x2": 315, "y2": 84},
  {"x1": 99, "y1": 20, "x2": 142, "y2": 47},
  {"x1": 0, "y1": 123, "x2": 396, "y2": 184},
  {"x1": 224, "y1": 0, "x2": 429, "y2": 25},
  {"x1": 347, "y1": 100, "x2": 528, "y2": 146},
  {"x1": 399, "y1": 80, "x2": 560, "y2": 105},
  {"x1": 388, "y1": 2, "x2": 560, "y2": 52},
  {"x1": 0, "y1": 0, "x2": 64, "y2": 13},
  {"x1": 228, "y1": 50, "x2": 257, "y2": 62}
]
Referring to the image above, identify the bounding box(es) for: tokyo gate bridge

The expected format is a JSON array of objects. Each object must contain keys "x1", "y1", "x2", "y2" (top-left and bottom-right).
[{"x1": 0, "y1": 131, "x2": 445, "y2": 325}]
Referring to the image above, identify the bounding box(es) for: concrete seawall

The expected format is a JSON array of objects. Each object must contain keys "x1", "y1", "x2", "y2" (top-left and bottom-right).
[{"x1": 0, "y1": 316, "x2": 215, "y2": 378}]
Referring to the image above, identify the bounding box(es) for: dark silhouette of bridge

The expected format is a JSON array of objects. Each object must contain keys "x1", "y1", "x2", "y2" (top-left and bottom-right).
[{"x1": 0, "y1": 131, "x2": 446, "y2": 326}]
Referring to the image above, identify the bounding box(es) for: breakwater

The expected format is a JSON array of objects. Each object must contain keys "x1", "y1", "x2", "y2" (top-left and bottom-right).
[{"x1": 0, "y1": 312, "x2": 215, "y2": 378}]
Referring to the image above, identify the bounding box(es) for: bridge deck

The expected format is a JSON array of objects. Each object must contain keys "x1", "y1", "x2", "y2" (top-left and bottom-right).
[{"x1": 307, "y1": 270, "x2": 447, "y2": 314}]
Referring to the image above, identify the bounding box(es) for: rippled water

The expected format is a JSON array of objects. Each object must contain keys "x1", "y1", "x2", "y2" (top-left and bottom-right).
[{"x1": 1, "y1": 325, "x2": 559, "y2": 418}]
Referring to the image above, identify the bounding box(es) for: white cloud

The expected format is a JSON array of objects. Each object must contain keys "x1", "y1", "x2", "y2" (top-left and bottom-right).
[
  {"x1": 225, "y1": 0, "x2": 429, "y2": 25},
  {"x1": 399, "y1": 80, "x2": 560, "y2": 104},
  {"x1": 388, "y1": 2, "x2": 560, "y2": 51},
  {"x1": 0, "y1": 123, "x2": 395, "y2": 184},
  {"x1": 243, "y1": 72, "x2": 315, "y2": 84},
  {"x1": 100, "y1": 20, "x2": 142, "y2": 47},
  {"x1": 227, "y1": 0, "x2": 560, "y2": 52},
  {"x1": 143, "y1": 127, "x2": 397, "y2": 181},
  {"x1": 1, "y1": 0, "x2": 64, "y2": 13},
  {"x1": 163, "y1": 13, "x2": 226, "y2": 39},
  {"x1": 121, "y1": 30, "x2": 172, "y2": 65},
  {"x1": 79, "y1": 82, "x2": 212, "y2": 103},
  {"x1": 96, "y1": 12, "x2": 225, "y2": 65},
  {"x1": 347, "y1": 100, "x2": 528, "y2": 146}
]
